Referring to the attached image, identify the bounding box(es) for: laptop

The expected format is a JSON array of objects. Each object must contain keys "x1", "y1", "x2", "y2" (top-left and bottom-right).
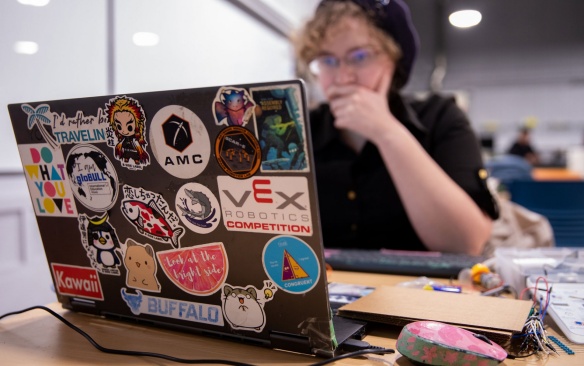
[{"x1": 7, "y1": 79, "x2": 368, "y2": 358}]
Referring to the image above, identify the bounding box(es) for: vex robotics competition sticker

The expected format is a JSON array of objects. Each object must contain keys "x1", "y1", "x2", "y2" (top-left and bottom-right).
[
  {"x1": 66, "y1": 144, "x2": 119, "y2": 211},
  {"x1": 262, "y1": 235, "x2": 319, "y2": 294},
  {"x1": 149, "y1": 105, "x2": 210, "y2": 179},
  {"x1": 175, "y1": 182, "x2": 221, "y2": 234},
  {"x1": 18, "y1": 143, "x2": 78, "y2": 217}
]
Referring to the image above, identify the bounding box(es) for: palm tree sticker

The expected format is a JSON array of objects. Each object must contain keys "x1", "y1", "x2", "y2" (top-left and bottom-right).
[{"x1": 22, "y1": 104, "x2": 59, "y2": 149}]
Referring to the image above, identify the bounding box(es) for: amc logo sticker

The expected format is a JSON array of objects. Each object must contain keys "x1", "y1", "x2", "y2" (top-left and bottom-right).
[
  {"x1": 217, "y1": 176, "x2": 312, "y2": 236},
  {"x1": 149, "y1": 105, "x2": 210, "y2": 179},
  {"x1": 215, "y1": 126, "x2": 261, "y2": 179},
  {"x1": 51, "y1": 263, "x2": 104, "y2": 300}
]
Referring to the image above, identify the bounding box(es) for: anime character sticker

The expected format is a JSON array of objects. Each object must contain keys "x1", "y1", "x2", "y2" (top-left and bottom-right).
[
  {"x1": 250, "y1": 84, "x2": 309, "y2": 172},
  {"x1": 105, "y1": 96, "x2": 150, "y2": 170},
  {"x1": 78, "y1": 213, "x2": 122, "y2": 275},
  {"x1": 213, "y1": 87, "x2": 256, "y2": 127},
  {"x1": 221, "y1": 280, "x2": 277, "y2": 332}
]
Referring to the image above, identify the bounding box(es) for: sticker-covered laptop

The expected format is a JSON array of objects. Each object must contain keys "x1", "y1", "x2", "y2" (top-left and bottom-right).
[{"x1": 8, "y1": 80, "x2": 365, "y2": 357}]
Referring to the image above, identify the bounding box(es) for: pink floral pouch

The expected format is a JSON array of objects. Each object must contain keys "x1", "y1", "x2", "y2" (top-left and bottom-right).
[{"x1": 396, "y1": 321, "x2": 507, "y2": 366}]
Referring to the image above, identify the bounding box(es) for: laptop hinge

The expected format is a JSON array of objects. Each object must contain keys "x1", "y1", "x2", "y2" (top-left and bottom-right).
[{"x1": 269, "y1": 331, "x2": 313, "y2": 355}]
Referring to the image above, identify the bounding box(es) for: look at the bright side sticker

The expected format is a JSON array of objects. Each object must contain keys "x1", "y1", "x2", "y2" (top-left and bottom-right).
[
  {"x1": 217, "y1": 176, "x2": 312, "y2": 236},
  {"x1": 18, "y1": 143, "x2": 78, "y2": 217},
  {"x1": 262, "y1": 235, "x2": 320, "y2": 294}
]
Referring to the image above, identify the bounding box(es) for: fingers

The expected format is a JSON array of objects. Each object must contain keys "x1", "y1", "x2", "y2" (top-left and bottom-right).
[{"x1": 374, "y1": 68, "x2": 392, "y2": 97}]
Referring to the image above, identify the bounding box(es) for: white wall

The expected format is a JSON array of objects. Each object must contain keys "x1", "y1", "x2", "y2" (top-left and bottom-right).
[{"x1": 0, "y1": 0, "x2": 318, "y2": 315}]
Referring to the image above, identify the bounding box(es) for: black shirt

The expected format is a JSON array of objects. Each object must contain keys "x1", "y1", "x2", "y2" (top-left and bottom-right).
[{"x1": 309, "y1": 93, "x2": 498, "y2": 251}]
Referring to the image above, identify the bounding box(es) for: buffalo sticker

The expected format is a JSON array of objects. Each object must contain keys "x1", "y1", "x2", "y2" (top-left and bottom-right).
[
  {"x1": 66, "y1": 144, "x2": 119, "y2": 212},
  {"x1": 121, "y1": 289, "x2": 224, "y2": 327},
  {"x1": 78, "y1": 213, "x2": 122, "y2": 275},
  {"x1": 18, "y1": 143, "x2": 78, "y2": 217},
  {"x1": 221, "y1": 280, "x2": 277, "y2": 333},
  {"x1": 120, "y1": 184, "x2": 184, "y2": 248}
]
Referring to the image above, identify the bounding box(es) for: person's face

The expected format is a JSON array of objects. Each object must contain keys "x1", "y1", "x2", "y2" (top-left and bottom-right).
[
  {"x1": 314, "y1": 16, "x2": 395, "y2": 94},
  {"x1": 226, "y1": 94, "x2": 244, "y2": 111},
  {"x1": 114, "y1": 111, "x2": 136, "y2": 137}
]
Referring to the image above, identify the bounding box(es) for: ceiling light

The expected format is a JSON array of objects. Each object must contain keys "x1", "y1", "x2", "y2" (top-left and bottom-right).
[
  {"x1": 17, "y1": 0, "x2": 50, "y2": 6},
  {"x1": 449, "y1": 10, "x2": 482, "y2": 28},
  {"x1": 14, "y1": 41, "x2": 39, "y2": 55},
  {"x1": 132, "y1": 32, "x2": 160, "y2": 47}
]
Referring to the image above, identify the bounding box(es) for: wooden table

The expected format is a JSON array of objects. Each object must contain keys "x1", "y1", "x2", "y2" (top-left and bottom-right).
[{"x1": 1, "y1": 271, "x2": 582, "y2": 365}]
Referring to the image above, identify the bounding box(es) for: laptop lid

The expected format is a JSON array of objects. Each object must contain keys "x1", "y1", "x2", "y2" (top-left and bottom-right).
[{"x1": 7, "y1": 79, "x2": 342, "y2": 357}]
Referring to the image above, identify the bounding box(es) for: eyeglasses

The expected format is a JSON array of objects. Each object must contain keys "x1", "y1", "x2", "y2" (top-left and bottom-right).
[{"x1": 308, "y1": 47, "x2": 381, "y2": 76}]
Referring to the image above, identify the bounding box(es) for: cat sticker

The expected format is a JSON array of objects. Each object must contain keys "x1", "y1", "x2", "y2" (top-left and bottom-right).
[
  {"x1": 221, "y1": 281, "x2": 277, "y2": 332},
  {"x1": 122, "y1": 239, "x2": 161, "y2": 292}
]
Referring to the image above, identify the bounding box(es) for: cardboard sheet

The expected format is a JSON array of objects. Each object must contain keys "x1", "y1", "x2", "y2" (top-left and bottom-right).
[{"x1": 337, "y1": 286, "x2": 533, "y2": 344}]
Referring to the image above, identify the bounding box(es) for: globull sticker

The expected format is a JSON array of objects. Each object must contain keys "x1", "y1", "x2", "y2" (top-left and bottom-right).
[
  {"x1": 121, "y1": 288, "x2": 224, "y2": 327},
  {"x1": 66, "y1": 144, "x2": 119, "y2": 212},
  {"x1": 217, "y1": 176, "x2": 312, "y2": 236},
  {"x1": 262, "y1": 235, "x2": 320, "y2": 294},
  {"x1": 221, "y1": 280, "x2": 277, "y2": 332},
  {"x1": 120, "y1": 185, "x2": 184, "y2": 249},
  {"x1": 18, "y1": 143, "x2": 78, "y2": 217},
  {"x1": 149, "y1": 105, "x2": 210, "y2": 179}
]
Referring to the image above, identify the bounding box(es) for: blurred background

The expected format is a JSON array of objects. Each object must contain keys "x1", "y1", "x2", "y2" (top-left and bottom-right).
[{"x1": 1, "y1": 0, "x2": 583, "y2": 314}]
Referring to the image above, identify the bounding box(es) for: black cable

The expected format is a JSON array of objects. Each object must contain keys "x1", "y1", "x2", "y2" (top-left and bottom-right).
[
  {"x1": 308, "y1": 348, "x2": 395, "y2": 366},
  {"x1": 1, "y1": 305, "x2": 254, "y2": 365},
  {"x1": 1, "y1": 305, "x2": 395, "y2": 366}
]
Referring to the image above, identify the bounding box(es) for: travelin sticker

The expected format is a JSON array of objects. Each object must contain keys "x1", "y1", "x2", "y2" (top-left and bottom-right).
[
  {"x1": 262, "y1": 235, "x2": 320, "y2": 294},
  {"x1": 122, "y1": 239, "x2": 161, "y2": 293},
  {"x1": 105, "y1": 96, "x2": 151, "y2": 170},
  {"x1": 121, "y1": 289, "x2": 224, "y2": 326},
  {"x1": 149, "y1": 105, "x2": 210, "y2": 179},
  {"x1": 18, "y1": 143, "x2": 78, "y2": 217},
  {"x1": 213, "y1": 87, "x2": 256, "y2": 127},
  {"x1": 175, "y1": 182, "x2": 221, "y2": 234},
  {"x1": 66, "y1": 144, "x2": 119, "y2": 212},
  {"x1": 221, "y1": 280, "x2": 277, "y2": 332},
  {"x1": 214, "y1": 126, "x2": 261, "y2": 179},
  {"x1": 250, "y1": 84, "x2": 309, "y2": 172},
  {"x1": 78, "y1": 213, "x2": 122, "y2": 276},
  {"x1": 120, "y1": 185, "x2": 184, "y2": 248},
  {"x1": 217, "y1": 176, "x2": 312, "y2": 236},
  {"x1": 20, "y1": 103, "x2": 109, "y2": 149},
  {"x1": 51, "y1": 263, "x2": 104, "y2": 300},
  {"x1": 157, "y1": 242, "x2": 228, "y2": 296}
]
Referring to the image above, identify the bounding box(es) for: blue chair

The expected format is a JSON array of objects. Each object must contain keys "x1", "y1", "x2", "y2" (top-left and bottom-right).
[{"x1": 508, "y1": 180, "x2": 584, "y2": 247}]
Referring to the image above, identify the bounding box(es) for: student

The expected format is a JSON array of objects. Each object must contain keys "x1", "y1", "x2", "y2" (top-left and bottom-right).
[
  {"x1": 294, "y1": 0, "x2": 498, "y2": 255},
  {"x1": 507, "y1": 127, "x2": 538, "y2": 165}
]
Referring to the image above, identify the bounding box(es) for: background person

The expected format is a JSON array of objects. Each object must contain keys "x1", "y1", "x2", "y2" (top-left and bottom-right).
[{"x1": 294, "y1": 0, "x2": 498, "y2": 255}]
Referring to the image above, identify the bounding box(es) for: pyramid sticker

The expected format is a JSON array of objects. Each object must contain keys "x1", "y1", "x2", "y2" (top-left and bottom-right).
[{"x1": 281, "y1": 249, "x2": 309, "y2": 281}]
